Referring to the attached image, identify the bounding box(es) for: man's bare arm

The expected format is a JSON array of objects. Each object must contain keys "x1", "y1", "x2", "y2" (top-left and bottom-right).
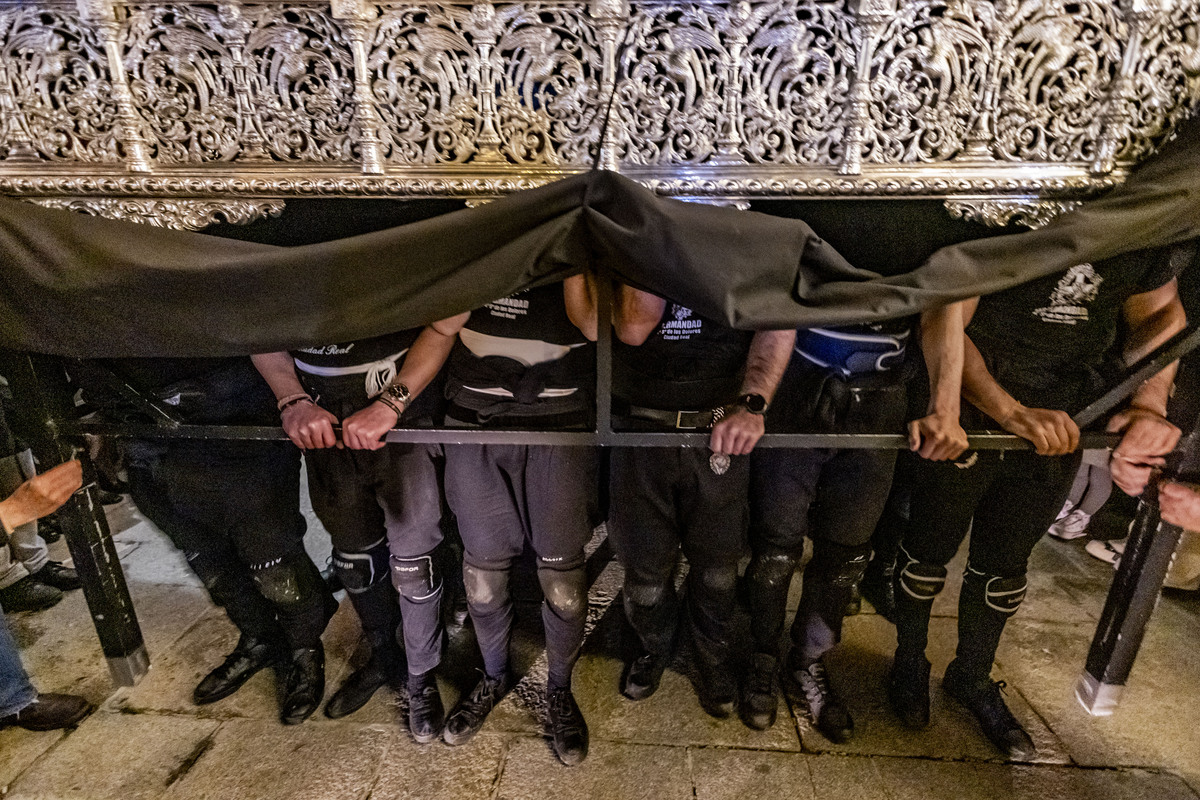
[
  {"x1": 564, "y1": 273, "x2": 599, "y2": 342},
  {"x1": 612, "y1": 285, "x2": 666, "y2": 346},
  {"x1": 1108, "y1": 279, "x2": 1187, "y2": 494},
  {"x1": 710, "y1": 328, "x2": 796, "y2": 456},
  {"x1": 959, "y1": 297, "x2": 1080, "y2": 456},
  {"x1": 909, "y1": 302, "x2": 969, "y2": 460},
  {"x1": 341, "y1": 313, "x2": 469, "y2": 450},
  {"x1": 252, "y1": 351, "x2": 340, "y2": 450}
]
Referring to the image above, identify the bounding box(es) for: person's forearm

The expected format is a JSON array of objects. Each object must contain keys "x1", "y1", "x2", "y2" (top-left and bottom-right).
[
  {"x1": 921, "y1": 302, "x2": 964, "y2": 419},
  {"x1": 251, "y1": 351, "x2": 306, "y2": 401},
  {"x1": 394, "y1": 325, "x2": 459, "y2": 400},
  {"x1": 961, "y1": 334, "x2": 1021, "y2": 425},
  {"x1": 564, "y1": 273, "x2": 599, "y2": 341},
  {"x1": 612, "y1": 285, "x2": 665, "y2": 345},
  {"x1": 740, "y1": 329, "x2": 796, "y2": 401}
]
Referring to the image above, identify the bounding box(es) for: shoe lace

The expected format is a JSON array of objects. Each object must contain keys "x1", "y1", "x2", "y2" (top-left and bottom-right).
[
  {"x1": 979, "y1": 680, "x2": 1022, "y2": 729},
  {"x1": 1061, "y1": 511, "x2": 1090, "y2": 533},
  {"x1": 409, "y1": 683, "x2": 438, "y2": 715},
  {"x1": 549, "y1": 689, "x2": 584, "y2": 736},
  {"x1": 748, "y1": 661, "x2": 774, "y2": 696},
  {"x1": 460, "y1": 674, "x2": 501, "y2": 722},
  {"x1": 797, "y1": 663, "x2": 831, "y2": 716}
]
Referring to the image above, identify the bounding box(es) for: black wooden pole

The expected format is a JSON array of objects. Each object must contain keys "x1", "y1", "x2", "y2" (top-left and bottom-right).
[
  {"x1": 1076, "y1": 412, "x2": 1200, "y2": 715},
  {"x1": 0, "y1": 352, "x2": 148, "y2": 687}
]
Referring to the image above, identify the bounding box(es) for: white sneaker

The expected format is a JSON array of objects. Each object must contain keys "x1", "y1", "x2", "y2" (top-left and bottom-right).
[
  {"x1": 1054, "y1": 500, "x2": 1074, "y2": 522},
  {"x1": 1085, "y1": 538, "x2": 1126, "y2": 566},
  {"x1": 1048, "y1": 509, "x2": 1092, "y2": 540}
]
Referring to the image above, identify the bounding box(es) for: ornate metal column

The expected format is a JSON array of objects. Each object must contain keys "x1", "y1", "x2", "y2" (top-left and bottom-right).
[
  {"x1": 332, "y1": 0, "x2": 387, "y2": 174},
  {"x1": 75, "y1": 0, "x2": 151, "y2": 172}
]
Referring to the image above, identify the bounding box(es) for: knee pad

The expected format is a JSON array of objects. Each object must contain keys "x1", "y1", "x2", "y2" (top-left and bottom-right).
[
  {"x1": 463, "y1": 563, "x2": 509, "y2": 614},
  {"x1": 251, "y1": 557, "x2": 306, "y2": 606},
  {"x1": 747, "y1": 552, "x2": 797, "y2": 589},
  {"x1": 390, "y1": 553, "x2": 441, "y2": 603},
  {"x1": 695, "y1": 563, "x2": 737, "y2": 594},
  {"x1": 808, "y1": 541, "x2": 872, "y2": 588},
  {"x1": 537, "y1": 567, "x2": 586, "y2": 618},
  {"x1": 623, "y1": 580, "x2": 666, "y2": 609},
  {"x1": 183, "y1": 550, "x2": 227, "y2": 592},
  {"x1": 896, "y1": 545, "x2": 947, "y2": 602},
  {"x1": 966, "y1": 566, "x2": 1027, "y2": 616},
  {"x1": 332, "y1": 539, "x2": 390, "y2": 595}
]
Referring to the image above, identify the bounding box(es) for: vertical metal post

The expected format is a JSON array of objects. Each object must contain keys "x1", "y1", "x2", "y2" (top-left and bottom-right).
[
  {"x1": 1076, "y1": 412, "x2": 1200, "y2": 715},
  {"x1": 0, "y1": 352, "x2": 149, "y2": 687},
  {"x1": 594, "y1": 271, "x2": 615, "y2": 447}
]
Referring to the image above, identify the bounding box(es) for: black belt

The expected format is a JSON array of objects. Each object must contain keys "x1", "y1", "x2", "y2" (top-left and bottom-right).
[
  {"x1": 612, "y1": 399, "x2": 723, "y2": 430},
  {"x1": 446, "y1": 403, "x2": 589, "y2": 430}
]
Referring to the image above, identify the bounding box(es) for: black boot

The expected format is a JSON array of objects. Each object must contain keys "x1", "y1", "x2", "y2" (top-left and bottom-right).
[
  {"x1": 443, "y1": 672, "x2": 509, "y2": 745},
  {"x1": 193, "y1": 634, "x2": 283, "y2": 705},
  {"x1": 325, "y1": 633, "x2": 406, "y2": 719},
  {"x1": 738, "y1": 652, "x2": 778, "y2": 731},
  {"x1": 943, "y1": 660, "x2": 1035, "y2": 759},
  {"x1": 695, "y1": 657, "x2": 736, "y2": 719},
  {"x1": 280, "y1": 646, "x2": 325, "y2": 725},
  {"x1": 620, "y1": 651, "x2": 666, "y2": 701},
  {"x1": 788, "y1": 651, "x2": 853, "y2": 742},
  {"x1": 548, "y1": 686, "x2": 589, "y2": 766},
  {"x1": 859, "y1": 559, "x2": 896, "y2": 622},
  {"x1": 406, "y1": 669, "x2": 444, "y2": 744},
  {"x1": 888, "y1": 655, "x2": 931, "y2": 730}
]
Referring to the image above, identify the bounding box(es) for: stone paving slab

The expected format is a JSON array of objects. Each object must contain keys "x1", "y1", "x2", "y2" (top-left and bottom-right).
[
  {"x1": 163, "y1": 718, "x2": 390, "y2": 800},
  {"x1": 5, "y1": 713, "x2": 220, "y2": 800},
  {"x1": 793, "y1": 614, "x2": 1068, "y2": 763},
  {"x1": 998, "y1": 610, "x2": 1200, "y2": 790},
  {"x1": 0, "y1": 728, "x2": 64, "y2": 796},
  {"x1": 495, "y1": 738, "x2": 693, "y2": 800},
  {"x1": 369, "y1": 731, "x2": 504, "y2": 800},
  {"x1": 691, "y1": 747, "x2": 820, "y2": 800}
]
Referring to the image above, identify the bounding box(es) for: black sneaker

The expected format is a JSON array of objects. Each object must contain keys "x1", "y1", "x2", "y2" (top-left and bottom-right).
[
  {"x1": 279, "y1": 646, "x2": 325, "y2": 725},
  {"x1": 738, "y1": 652, "x2": 778, "y2": 730},
  {"x1": 790, "y1": 654, "x2": 854, "y2": 742},
  {"x1": 407, "y1": 670, "x2": 444, "y2": 744},
  {"x1": 30, "y1": 561, "x2": 81, "y2": 592},
  {"x1": 0, "y1": 576, "x2": 62, "y2": 612},
  {"x1": 443, "y1": 672, "x2": 508, "y2": 745},
  {"x1": 888, "y1": 656, "x2": 931, "y2": 730},
  {"x1": 547, "y1": 687, "x2": 589, "y2": 766},
  {"x1": 193, "y1": 635, "x2": 283, "y2": 706},
  {"x1": 942, "y1": 661, "x2": 1036, "y2": 759},
  {"x1": 620, "y1": 652, "x2": 665, "y2": 701}
]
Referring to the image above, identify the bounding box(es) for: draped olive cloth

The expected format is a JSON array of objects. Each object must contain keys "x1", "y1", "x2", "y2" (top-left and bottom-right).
[{"x1": 0, "y1": 115, "x2": 1195, "y2": 358}]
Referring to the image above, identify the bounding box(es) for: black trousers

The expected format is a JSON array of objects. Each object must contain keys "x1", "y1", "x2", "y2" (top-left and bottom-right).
[
  {"x1": 444, "y1": 444, "x2": 594, "y2": 689},
  {"x1": 748, "y1": 445, "x2": 897, "y2": 661},
  {"x1": 127, "y1": 440, "x2": 329, "y2": 651},
  {"x1": 608, "y1": 446, "x2": 748, "y2": 669},
  {"x1": 894, "y1": 448, "x2": 1082, "y2": 681}
]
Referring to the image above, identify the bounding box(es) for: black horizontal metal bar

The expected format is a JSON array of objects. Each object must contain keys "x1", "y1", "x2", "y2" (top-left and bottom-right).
[{"x1": 61, "y1": 420, "x2": 1121, "y2": 450}]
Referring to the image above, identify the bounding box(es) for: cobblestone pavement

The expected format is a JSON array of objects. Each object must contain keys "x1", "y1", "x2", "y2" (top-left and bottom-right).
[{"x1": 2, "y1": 494, "x2": 1199, "y2": 800}]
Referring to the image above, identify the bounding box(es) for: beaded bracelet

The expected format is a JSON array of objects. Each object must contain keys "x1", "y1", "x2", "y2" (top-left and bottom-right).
[{"x1": 277, "y1": 393, "x2": 314, "y2": 413}]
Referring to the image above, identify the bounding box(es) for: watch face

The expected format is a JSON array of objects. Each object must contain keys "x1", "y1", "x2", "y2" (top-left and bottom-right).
[{"x1": 742, "y1": 394, "x2": 767, "y2": 413}]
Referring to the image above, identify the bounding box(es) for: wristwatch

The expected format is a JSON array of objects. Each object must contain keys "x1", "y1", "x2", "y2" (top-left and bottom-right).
[
  {"x1": 738, "y1": 393, "x2": 768, "y2": 415},
  {"x1": 378, "y1": 382, "x2": 411, "y2": 418}
]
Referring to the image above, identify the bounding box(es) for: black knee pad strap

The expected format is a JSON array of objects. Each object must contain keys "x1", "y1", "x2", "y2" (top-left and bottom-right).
[
  {"x1": 332, "y1": 538, "x2": 390, "y2": 595},
  {"x1": 896, "y1": 545, "x2": 947, "y2": 602},
  {"x1": 391, "y1": 553, "x2": 441, "y2": 602},
  {"x1": 966, "y1": 566, "x2": 1027, "y2": 616}
]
